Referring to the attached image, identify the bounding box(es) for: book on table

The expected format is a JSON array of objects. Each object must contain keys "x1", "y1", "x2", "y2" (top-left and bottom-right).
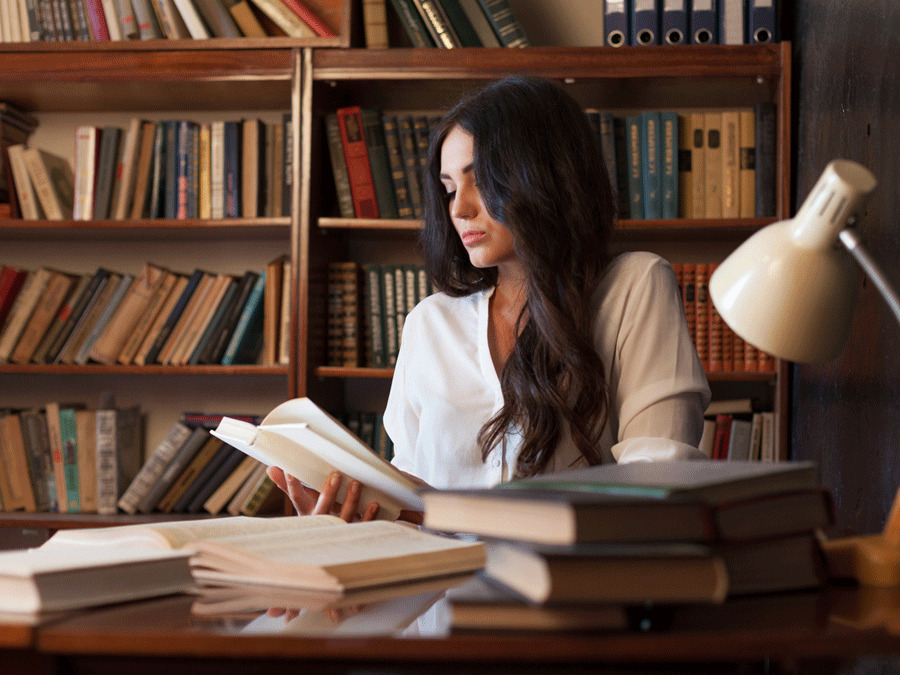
[
  {"x1": 421, "y1": 459, "x2": 830, "y2": 545},
  {"x1": 41, "y1": 514, "x2": 484, "y2": 595},
  {"x1": 210, "y1": 397, "x2": 424, "y2": 520},
  {"x1": 0, "y1": 546, "x2": 193, "y2": 614},
  {"x1": 479, "y1": 531, "x2": 825, "y2": 606}
]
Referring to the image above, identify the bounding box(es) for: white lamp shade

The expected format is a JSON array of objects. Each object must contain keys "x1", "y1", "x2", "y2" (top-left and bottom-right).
[
  {"x1": 709, "y1": 160, "x2": 877, "y2": 364},
  {"x1": 709, "y1": 221, "x2": 857, "y2": 363}
]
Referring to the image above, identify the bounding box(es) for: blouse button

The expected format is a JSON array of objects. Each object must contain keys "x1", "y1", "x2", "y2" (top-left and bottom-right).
[{"x1": 492, "y1": 458, "x2": 501, "y2": 468}]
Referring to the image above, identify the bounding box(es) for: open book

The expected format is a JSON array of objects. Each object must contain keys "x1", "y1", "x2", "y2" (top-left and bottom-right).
[
  {"x1": 211, "y1": 397, "x2": 423, "y2": 519},
  {"x1": 41, "y1": 515, "x2": 484, "y2": 594}
]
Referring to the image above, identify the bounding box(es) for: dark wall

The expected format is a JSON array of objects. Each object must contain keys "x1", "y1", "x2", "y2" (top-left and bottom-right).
[{"x1": 789, "y1": 1, "x2": 900, "y2": 535}]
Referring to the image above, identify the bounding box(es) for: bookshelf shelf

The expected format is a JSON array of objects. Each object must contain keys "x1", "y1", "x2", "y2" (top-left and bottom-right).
[
  {"x1": 0, "y1": 364, "x2": 288, "y2": 375},
  {"x1": 0, "y1": 218, "x2": 291, "y2": 241}
]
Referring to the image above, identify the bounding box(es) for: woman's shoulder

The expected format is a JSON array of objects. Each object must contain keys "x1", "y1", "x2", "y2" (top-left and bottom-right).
[
  {"x1": 404, "y1": 288, "x2": 487, "y2": 332},
  {"x1": 602, "y1": 251, "x2": 674, "y2": 286}
]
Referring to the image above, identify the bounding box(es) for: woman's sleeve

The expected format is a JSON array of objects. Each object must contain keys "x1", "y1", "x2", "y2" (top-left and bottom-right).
[
  {"x1": 606, "y1": 257, "x2": 711, "y2": 463},
  {"x1": 384, "y1": 313, "x2": 421, "y2": 476}
]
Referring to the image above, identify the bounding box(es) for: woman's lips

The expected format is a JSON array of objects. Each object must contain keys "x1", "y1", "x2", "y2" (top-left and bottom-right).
[{"x1": 461, "y1": 231, "x2": 486, "y2": 246}]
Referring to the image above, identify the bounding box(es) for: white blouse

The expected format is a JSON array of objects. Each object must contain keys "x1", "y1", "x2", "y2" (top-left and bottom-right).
[{"x1": 384, "y1": 252, "x2": 711, "y2": 490}]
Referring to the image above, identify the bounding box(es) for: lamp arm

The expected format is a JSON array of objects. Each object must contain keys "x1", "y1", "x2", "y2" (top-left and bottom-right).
[{"x1": 838, "y1": 228, "x2": 900, "y2": 328}]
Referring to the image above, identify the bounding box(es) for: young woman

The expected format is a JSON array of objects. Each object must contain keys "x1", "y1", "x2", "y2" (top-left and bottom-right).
[{"x1": 269, "y1": 75, "x2": 710, "y2": 521}]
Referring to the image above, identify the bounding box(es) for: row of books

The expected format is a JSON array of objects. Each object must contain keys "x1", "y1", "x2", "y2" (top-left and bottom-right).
[
  {"x1": 386, "y1": 0, "x2": 529, "y2": 48},
  {"x1": 324, "y1": 103, "x2": 776, "y2": 224},
  {"x1": 0, "y1": 401, "x2": 142, "y2": 515},
  {"x1": 0, "y1": 0, "x2": 336, "y2": 43},
  {"x1": 327, "y1": 261, "x2": 434, "y2": 368},
  {"x1": 700, "y1": 410, "x2": 775, "y2": 462},
  {"x1": 603, "y1": 0, "x2": 778, "y2": 47},
  {"x1": 611, "y1": 105, "x2": 776, "y2": 221},
  {"x1": 0, "y1": 257, "x2": 290, "y2": 367},
  {"x1": 116, "y1": 413, "x2": 285, "y2": 516},
  {"x1": 8, "y1": 115, "x2": 292, "y2": 222},
  {"x1": 325, "y1": 106, "x2": 439, "y2": 221},
  {"x1": 673, "y1": 262, "x2": 776, "y2": 373}
]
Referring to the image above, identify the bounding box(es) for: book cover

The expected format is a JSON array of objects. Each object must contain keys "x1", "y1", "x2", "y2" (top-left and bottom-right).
[
  {"x1": 720, "y1": 110, "x2": 740, "y2": 218},
  {"x1": 738, "y1": 109, "x2": 756, "y2": 218},
  {"x1": 220, "y1": 269, "x2": 266, "y2": 365},
  {"x1": 130, "y1": 274, "x2": 188, "y2": 366},
  {"x1": 93, "y1": 124, "x2": 122, "y2": 219},
  {"x1": 6, "y1": 144, "x2": 42, "y2": 220},
  {"x1": 336, "y1": 106, "x2": 378, "y2": 219},
  {"x1": 359, "y1": 108, "x2": 399, "y2": 219},
  {"x1": 142, "y1": 268, "x2": 204, "y2": 365},
  {"x1": 246, "y1": 0, "x2": 315, "y2": 37},
  {"x1": 17, "y1": 409, "x2": 52, "y2": 512},
  {"x1": 211, "y1": 397, "x2": 425, "y2": 520},
  {"x1": 688, "y1": 112, "x2": 706, "y2": 218},
  {"x1": 387, "y1": 0, "x2": 434, "y2": 47},
  {"x1": 116, "y1": 270, "x2": 179, "y2": 365},
  {"x1": 43, "y1": 268, "x2": 109, "y2": 364},
  {"x1": 625, "y1": 115, "x2": 643, "y2": 219},
  {"x1": 73, "y1": 273, "x2": 133, "y2": 365},
  {"x1": 754, "y1": 101, "x2": 776, "y2": 218},
  {"x1": 412, "y1": 0, "x2": 461, "y2": 47},
  {"x1": 677, "y1": 113, "x2": 693, "y2": 218},
  {"x1": 136, "y1": 426, "x2": 210, "y2": 514},
  {"x1": 0, "y1": 267, "x2": 51, "y2": 364},
  {"x1": 703, "y1": 111, "x2": 723, "y2": 218},
  {"x1": 22, "y1": 147, "x2": 74, "y2": 220},
  {"x1": 199, "y1": 270, "x2": 258, "y2": 364},
  {"x1": 117, "y1": 420, "x2": 192, "y2": 514},
  {"x1": 156, "y1": 435, "x2": 226, "y2": 513},
  {"x1": 74, "y1": 409, "x2": 98, "y2": 513},
  {"x1": 475, "y1": 0, "x2": 528, "y2": 47},
  {"x1": 0, "y1": 413, "x2": 38, "y2": 512},
  {"x1": 661, "y1": 111, "x2": 679, "y2": 219},
  {"x1": 640, "y1": 110, "x2": 662, "y2": 219},
  {"x1": 192, "y1": 0, "x2": 242, "y2": 36},
  {"x1": 9, "y1": 269, "x2": 75, "y2": 365}
]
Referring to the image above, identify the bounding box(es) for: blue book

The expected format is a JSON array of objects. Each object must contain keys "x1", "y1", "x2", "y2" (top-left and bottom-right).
[
  {"x1": 625, "y1": 115, "x2": 643, "y2": 219},
  {"x1": 662, "y1": 0, "x2": 688, "y2": 45},
  {"x1": 690, "y1": 0, "x2": 718, "y2": 44},
  {"x1": 603, "y1": 0, "x2": 630, "y2": 47},
  {"x1": 661, "y1": 112, "x2": 679, "y2": 219},
  {"x1": 631, "y1": 0, "x2": 659, "y2": 46},
  {"x1": 221, "y1": 270, "x2": 266, "y2": 365},
  {"x1": 163, "y1": 120, "x2": 180, "y2": 220},
  {"x1": 223, "y1": 120, "x2": 241, "y2": 218},
  {"x1": 640, "y1": 111, "x2": 662, "y2": 220}
]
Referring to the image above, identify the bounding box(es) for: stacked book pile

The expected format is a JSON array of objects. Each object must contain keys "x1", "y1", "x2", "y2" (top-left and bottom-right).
[{"x1": 420, "y1": 460, "x2": 834, "y2": 630}]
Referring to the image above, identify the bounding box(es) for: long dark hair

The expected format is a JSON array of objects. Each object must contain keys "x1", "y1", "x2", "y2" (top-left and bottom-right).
[{"x1": 420, "y1": 75, "x2": 617, "y2": 477}]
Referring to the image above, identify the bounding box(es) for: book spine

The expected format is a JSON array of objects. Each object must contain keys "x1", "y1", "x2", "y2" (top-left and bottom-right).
[
  {"x1": 44, "y1": 403, "x2": 68, "y2": 513},
  {"x1": 221, "y1": 270, "x2": 266, "y2": 365},
  {"x1": 360, "y1": 108, "x2": 399, "y2": 219},
  {"x1": 625, "y1": 115, "x2": 643, "y2": 219},
  {"x1": 720, "y1": 110, "x2": 740, "y2": 218},
  {"x1": 387, "y1": 0, "x2": 435, "y2": 47},
  {"x1": 703, "y1": 111, "x2": 723, "y2": 218},
  {"x1": 677, "y1": 113, "x2": 693, "y2": 218},
  {"x1": 640, "y1": 110, "x2": 662, "y2": 220},
  {"x1": 754, "y1": 101, "x2": 776, "y2": 218},
  {"x1": 397, "y1": 115, "x2": 424, "y2": 218},
  {"x1": 413, "y1": 0, "x2": 460, "y2": 47},
  {"x1": 279, "y1": 0, "x2": 335, "y2": 36},
  {"x1": 381, "y1": 264, "x2": 398, "y2": 366},
  {"x1": 738, "y1": 109, "x2": 756, "y2": 218},
  {"x1": 363, "y1": 263, "x2": 385, "y2": 367},
  {"x1": 18, "y1": 411, "x2": 52, "y2": 511},
  {"x1": 475, "y1": 0, "x2": 528, "y2": 47},
  {"x1": 661, "y1": 111, "x2": 678, "y2": 219},
  {"x1": 336, "y1": 106, "x2": 379, "y2": 219},
  {"x1": 94, "y1": 408, "x2": 118, "y2": 514},
  {"x1": 381, "y1": 114, "x2": 413, "y2": 218}
]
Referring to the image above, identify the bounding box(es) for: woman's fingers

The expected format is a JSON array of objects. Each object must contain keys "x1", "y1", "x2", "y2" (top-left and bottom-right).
[
  {"x1": 266, "y1": 466, "x2": 319, "y2": 515},
  {"x1": 266, "y1": 467, "x2": 388, "y2": 522}
]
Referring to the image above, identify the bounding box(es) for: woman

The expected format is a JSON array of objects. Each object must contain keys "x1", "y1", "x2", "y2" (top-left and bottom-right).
[{"x1": 269, "y1": 75, "x2": 710, "y2": 521}]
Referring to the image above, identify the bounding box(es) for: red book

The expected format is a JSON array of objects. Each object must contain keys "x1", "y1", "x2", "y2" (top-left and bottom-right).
[
  {"x1": 0, "y1": 265, "x2": 27, "y2": 332},
  {"x1": 712, "y1": 414, "x2": 733, "y2": 461},
  {"x1": 279, "y1": 0, "x2": 336, "y2": 37},
  {"x1": 336, "y1": 107, "x2": 378, "y2": 219},
  {"x1": 84, "y1": 0, "x2": 112, "y2": 40}
]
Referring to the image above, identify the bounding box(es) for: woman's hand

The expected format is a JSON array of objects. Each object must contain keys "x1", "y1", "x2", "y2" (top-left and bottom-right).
[
  {"x1": 266, "y1": 466, "x2": 426, "y2": 525},
  {"x1": 266, "y1": 466, "x2": 380, "y2": 522}
]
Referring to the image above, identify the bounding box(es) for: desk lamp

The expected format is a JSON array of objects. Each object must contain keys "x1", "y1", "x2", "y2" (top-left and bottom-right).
[{"x1": 709, "y1": 159, "x2": 900, "y2": 586}]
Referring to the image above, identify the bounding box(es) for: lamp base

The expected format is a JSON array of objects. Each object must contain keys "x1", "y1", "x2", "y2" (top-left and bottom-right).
[
  {"x1": 822, "y1": 487, "x2": 900, "y2": 586},
  {"x1": 822, "y1": 534, "x2": 900, "y2": 586}
]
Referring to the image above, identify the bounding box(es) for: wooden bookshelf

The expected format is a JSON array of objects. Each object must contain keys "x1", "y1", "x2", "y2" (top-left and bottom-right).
[{"x1": 0, "y1": 6, "x2": 794, "y2": 525}]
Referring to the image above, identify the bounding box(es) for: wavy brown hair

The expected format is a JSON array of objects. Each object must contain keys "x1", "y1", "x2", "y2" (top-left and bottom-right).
[{"x1": 420, "y1": 75, "x2": 616, "y2": 477}]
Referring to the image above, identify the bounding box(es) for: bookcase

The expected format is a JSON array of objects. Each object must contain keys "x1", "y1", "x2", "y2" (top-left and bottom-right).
[
  {"x1": 0, "y1": 2, "x2": 793, "y2": 525},
  {"x1": 302, "y1": 43, "x2": 793, "y2": 463}
]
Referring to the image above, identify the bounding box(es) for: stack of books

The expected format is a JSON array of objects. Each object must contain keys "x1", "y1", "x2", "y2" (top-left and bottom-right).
[{"x1": 420, "y1": 460, "x2": 834, "y2": 626}]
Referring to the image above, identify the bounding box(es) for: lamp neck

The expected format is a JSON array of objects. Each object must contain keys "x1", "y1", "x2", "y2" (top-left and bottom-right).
[{"x1": 839, "y1": 229, "x2": 900, "y2": 327}]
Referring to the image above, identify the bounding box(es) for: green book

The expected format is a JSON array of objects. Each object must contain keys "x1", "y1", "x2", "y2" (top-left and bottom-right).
[{"x1": 58, "y1": 407, "x2": 80, "y2": 513}]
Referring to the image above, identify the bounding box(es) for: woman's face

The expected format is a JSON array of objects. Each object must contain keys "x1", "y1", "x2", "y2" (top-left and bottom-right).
[{"x1": 439, "y1": 126, "x2": 517, "y2": 271}]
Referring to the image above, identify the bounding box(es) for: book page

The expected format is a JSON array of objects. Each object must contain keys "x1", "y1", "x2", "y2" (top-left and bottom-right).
[
  {"x1": 188, "y1": 521, "x2": 484, "y2": 590},
  {"x1": 41, "y1": 515, "x2": 344, "y2": 551}
]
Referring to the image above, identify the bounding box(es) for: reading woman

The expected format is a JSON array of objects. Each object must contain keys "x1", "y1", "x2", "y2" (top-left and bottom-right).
[{"x1": 269, "y1": 75, "x2": 711, "y2": 522}]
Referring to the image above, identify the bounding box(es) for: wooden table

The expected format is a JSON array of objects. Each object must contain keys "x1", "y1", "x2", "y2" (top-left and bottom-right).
[{"x1": 6, "y1": 582, "x2": 900, "y2": 674}]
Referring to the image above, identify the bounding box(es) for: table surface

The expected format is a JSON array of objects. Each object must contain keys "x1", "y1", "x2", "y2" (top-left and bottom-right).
[{"x1": 0, "y1": 578, "x2": 896, "y2": 669}]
